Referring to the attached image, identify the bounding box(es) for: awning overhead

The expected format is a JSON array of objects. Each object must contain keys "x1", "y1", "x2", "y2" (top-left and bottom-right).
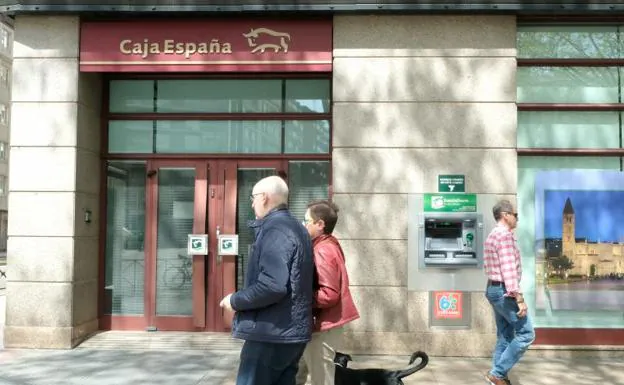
[{"x1": 1, "y1": 1, "x2": 623, "y2": 15}]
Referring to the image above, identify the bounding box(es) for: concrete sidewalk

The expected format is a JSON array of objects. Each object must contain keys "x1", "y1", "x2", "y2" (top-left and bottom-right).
[
  {"x1": 1, "y1": 294, "x2": 623, "y2": 384},
  {"x1": 0, "y1": 347, "x2": 622, "y2": 385}
]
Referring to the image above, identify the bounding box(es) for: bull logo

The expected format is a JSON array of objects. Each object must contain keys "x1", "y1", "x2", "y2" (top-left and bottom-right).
[{"x1": 243, "y1": 28, "x2": 291, "y2": 54}]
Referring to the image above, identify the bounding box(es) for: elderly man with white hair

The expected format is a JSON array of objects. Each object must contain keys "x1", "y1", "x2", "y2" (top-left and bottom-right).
[{"x1": 220, "y1": 175, "x2": 314, "y2": 385}]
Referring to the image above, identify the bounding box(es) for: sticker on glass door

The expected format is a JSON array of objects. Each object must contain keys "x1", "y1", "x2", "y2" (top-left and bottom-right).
[
  {"x1": 187, "y1": 234, "x2": 208, "y2": 255},
  {"x1": 218, "y1": 234, "x2": 239, "y2": 255}
]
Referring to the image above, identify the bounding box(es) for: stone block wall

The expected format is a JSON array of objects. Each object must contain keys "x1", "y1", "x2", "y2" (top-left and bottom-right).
[
  {"x1": 5, "y1": 15, "x2": 101, "y2": 348},
  {"x1": 332, "y1": 15, "x2": 518, "y2": 356}
]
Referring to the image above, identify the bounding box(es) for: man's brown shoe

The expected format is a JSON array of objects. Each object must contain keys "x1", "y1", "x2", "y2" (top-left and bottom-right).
[{"x1": 485, "y1": 373, "x2": 508, "y2": 385}]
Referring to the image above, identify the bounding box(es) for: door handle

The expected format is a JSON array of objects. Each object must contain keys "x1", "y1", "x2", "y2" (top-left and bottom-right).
[{"x1": 216, "y1": 225, "x2": 222, "y2": 265}]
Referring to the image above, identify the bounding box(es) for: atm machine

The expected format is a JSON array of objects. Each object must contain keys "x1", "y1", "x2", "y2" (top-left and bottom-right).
[{"x1": 418, "y1": 212, "x2": 483, "y2": 269}]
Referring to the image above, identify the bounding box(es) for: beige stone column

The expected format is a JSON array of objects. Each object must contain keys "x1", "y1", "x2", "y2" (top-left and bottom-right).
[
  {"x1": 5, "y1": 15, "x2": 101, "y2": 348},
  {"x1": 332, "y1": 15, "x2": 517, "y2": 356}
]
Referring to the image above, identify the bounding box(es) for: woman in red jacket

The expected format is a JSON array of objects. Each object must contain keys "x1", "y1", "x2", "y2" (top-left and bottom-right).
[{"x1": 296, "y1": 200, "x2": 360, "y2": 385}]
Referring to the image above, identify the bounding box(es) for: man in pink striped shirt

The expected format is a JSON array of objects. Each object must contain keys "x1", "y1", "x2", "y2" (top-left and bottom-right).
[{"x1": 483, "y1": 200, "x2": 535, "y2": 385}]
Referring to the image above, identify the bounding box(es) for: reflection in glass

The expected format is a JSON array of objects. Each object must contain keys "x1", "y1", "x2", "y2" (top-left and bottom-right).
[
  {"x1": 0, "y1": 62, "x2": 9, "y2": 90},
  {"x1": 109, "y1": 80, "x2": 154, "y2": 113},
  {"x1": 285, "y1": 120, "x2": 330, "y2": 154},
  {"x1": 156, "y1": 120, "x2": 281, "y2": 153},
  {"x1": 518, "y1": 111, "x2": 621, "y2": 148},
  {"x1": 0, "y1": 25, "x2": 12, "y2": 58},
  {"x1": 157, "y1": 79, "x2": 282, "y2": 113},
  {"x1": 104, "y1": 161, "x2": 147, "y2": 315},
  {"x1": 288, "y1": 161, "x2": 330, "y2": 222},
  {"x1": 285, "y1": 79, "x2": 331, "y2": 113},
  {"x1": 155, "y1": 168, "x2": 195, "y2": 316},
  {"x1": 108, "y1": 121, "x2": 154, "y2": 153},
  {"x1": 517, "y1": 67, "x2": 619, "y2": 103},
  {"x1": 517, "y1": 25, "x2": 620, "y2": 59}
]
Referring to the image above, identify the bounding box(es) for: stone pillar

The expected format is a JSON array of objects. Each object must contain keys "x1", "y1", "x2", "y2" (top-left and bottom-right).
[
  {"x1": 332, "y1": 15, "x2": 517, "y2": 356},
  {"x1": 5, "y1": 15, "x2": 101, "y2": 348}
]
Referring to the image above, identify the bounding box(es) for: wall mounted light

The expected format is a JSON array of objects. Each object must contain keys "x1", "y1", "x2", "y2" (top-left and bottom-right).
[{"x1": 84, "y1": 209, "x2": 92, "y2": 224}]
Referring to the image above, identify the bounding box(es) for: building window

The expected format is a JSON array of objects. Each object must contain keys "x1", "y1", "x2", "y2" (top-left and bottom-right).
[
  {"x1": 0, "y1": 141, "x2": 7, "y2": 161},
  {"x1": 0, "y1": 210, "x2": 7, "y2": 252},
  {"x1": 0, "y1": 25, "x2": 12, "y2": 58},
  {"x1": 105, "y1": 75, "x2": 332, "y2": 302},
  {"x1": 107, "y1": 78, "x2": 331, "y2": 154},
  {"x1": 0, "y1": 175, "x2": 6, "y2": 196},
  {"x1": 0, "y1": 62, "x2": 9, "y2": 89},
  {"x1": 0, "y1": 103, "x2": 8, "y2": 126},
  {"x1": 517, "y1": 24, "x2": 624, "y2": 329}
]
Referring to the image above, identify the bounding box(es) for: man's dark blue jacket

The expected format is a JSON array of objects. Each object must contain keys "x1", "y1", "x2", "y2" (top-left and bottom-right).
[{"x1": 230, "y1": 206, "x2": 314, "y2": 343}]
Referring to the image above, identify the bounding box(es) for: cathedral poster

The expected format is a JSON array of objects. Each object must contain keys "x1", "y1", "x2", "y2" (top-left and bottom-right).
[{"x1": 534, "y1": 170, "x2": 624, "y2": 328}]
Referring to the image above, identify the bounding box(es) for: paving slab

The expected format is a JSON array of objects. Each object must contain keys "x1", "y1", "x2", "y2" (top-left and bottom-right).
[
  {"x1": 0, "y1": 348, "x2": 239, "y2": 385},
  {"x1": 1, "y1": 307, "x2": 623, "y2": 385}
]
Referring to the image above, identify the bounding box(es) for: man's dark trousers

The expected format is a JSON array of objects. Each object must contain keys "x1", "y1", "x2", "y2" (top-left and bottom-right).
[{"x1": 236, "y1": 340, "x2": 307, "y2": 385}]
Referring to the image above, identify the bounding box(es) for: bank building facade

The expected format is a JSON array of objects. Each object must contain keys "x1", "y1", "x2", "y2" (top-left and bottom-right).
[{"x1": 0, "y1": 0, "x2": 623, "y2": 354}]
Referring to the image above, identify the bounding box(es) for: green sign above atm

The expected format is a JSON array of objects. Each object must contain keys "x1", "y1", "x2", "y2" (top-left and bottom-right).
[
  {"x1": 424, "y1": 193, "x2": 477, "y2": 212},
  {"x1": 438, "y1": 174, "x2": 465, "y2": 192}
]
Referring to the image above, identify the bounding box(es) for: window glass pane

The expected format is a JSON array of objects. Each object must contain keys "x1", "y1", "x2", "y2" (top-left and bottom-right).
[
  {"x1": 156, "y1": 80, "x2": 282, "y2": 113},
  {"x1": 517, "y1": 25, "x2": 620, "y2": 58},
  {"x1": 109, "y1": 80, "x2": 154, "y2": 113},
  {"x1": 518, "y1": 111, "x2": 621, "y2": 148},
  {"x1": 0, "y1": 102, "x2": 8, "y2": 127},
  {"x1": 0, "y1": 141, "x2": 6, "y2": 160},
  {"x1": 155, "y1": 121, "x2": 281, "y2": 153},
  {"x1": 104, "y1": 161, "x2": 147, "y2": 315},
  {"x1": 285, "y1": 79, "x2": 330, "y2": 113},
  {"x1": 284, "y1": 120, "x2": 330, "y2": 153},
  {"x1": 0, "y1": 24, "x2": 13, "y2": 59},
  {"x1": 155, "y1": 168, "x2": 195, "y2": 316},
  {"x1": 517, "y1": 67, "x2": 619, "y2": 103},
  {"x1": 288, "y1": 161, "x2": 330, "y2": 222},
  {"x1": 517, "y1": 156, "x2": 623, "y2": 329},
  {"x1": 108, "y1": 121, "x2": 154, "y2": 153},
  {"x1": 0, "y1": 60, "x2": 10, "y2": 100}
]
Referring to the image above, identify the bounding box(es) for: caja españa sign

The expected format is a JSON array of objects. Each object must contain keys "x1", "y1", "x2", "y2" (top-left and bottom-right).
[{"x1": 79, "y1": 19, "x2": 332, "y2": 72}]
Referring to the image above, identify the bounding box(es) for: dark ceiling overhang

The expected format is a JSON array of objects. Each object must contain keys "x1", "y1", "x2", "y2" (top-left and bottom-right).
[{"x1": 1, "y1": 1, "x2": 623, "y2": 16}]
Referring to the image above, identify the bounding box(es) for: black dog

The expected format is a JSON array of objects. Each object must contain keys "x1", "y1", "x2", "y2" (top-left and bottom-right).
[
  {"x1": 323, "y1": 343, "x2": 429, "y2": 385},
  {"x1": 333, "y1": 351, "x2": 354, "y2": 368}
]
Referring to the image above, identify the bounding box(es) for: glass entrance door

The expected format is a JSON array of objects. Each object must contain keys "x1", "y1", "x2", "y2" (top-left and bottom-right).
[
  {"x1": 102, "y1": 159, "x2": 329, "y2": 332},
  {"x1": 146, "y1": 160, "x2": 210, "y2": 331}
]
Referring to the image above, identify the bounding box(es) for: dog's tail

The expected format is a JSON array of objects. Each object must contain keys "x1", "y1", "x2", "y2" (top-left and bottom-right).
[{"x1": 393, "y1": 351, "x2": 429, "y2": 379}]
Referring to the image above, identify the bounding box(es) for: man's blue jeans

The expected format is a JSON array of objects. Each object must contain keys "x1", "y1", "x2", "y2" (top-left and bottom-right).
[
  {"x1": 485, "y1": 284, "x2": 536, "y2": 379},
  {"x1": 236, "y1": 340, "x2": 307, "y2": 385}
]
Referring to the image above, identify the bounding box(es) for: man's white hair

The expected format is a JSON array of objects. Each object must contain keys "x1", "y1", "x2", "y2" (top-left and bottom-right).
[{"x1": 254, "y1": 175, "x2": 289, "y2": 206}]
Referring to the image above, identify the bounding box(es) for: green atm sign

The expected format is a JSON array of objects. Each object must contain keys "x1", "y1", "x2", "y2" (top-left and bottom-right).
[
  {"x1": 424, "y1": 193, "x2": 477, "y2": 212},
  {"x1": 438, "y1": 174, "x2": 465, "y2": 192}
]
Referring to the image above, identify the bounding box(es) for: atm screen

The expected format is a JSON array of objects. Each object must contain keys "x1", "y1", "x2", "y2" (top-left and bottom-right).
[{"x1": 425, "y1": 220, "x2": 462, "y2": 239}]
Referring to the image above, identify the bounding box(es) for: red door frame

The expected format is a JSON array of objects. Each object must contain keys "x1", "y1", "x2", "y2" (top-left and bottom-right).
[
  {"x1": 145, "y1": 160, "x2": 211, "y2": 331},
  {"x1": 100, "y1": 159, "x2": 287, "y2": 332}
]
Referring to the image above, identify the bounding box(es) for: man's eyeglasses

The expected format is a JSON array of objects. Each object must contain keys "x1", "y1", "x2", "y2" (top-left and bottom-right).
[
  {"x1": 504, "y1": 212, "x2": 518, "y2": 219},
  {"x1": 249, "y1": 193, "x2": 264, "y2": 202}
]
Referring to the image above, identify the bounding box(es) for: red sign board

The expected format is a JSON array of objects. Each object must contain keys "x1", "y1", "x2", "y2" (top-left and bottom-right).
[
  {"x1": 79, "y1": 19, "x2": 332, "y2": 72},
  {"x1": 433, "y1": 291, "x2": 463, "y2": 319}
]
